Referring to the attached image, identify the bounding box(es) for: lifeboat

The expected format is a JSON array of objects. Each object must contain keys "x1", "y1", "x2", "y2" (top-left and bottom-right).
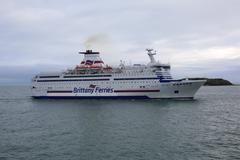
[
  {"x1": 103, "y1": 65, "x2": 112, "y2": 70},
  {"x1": 75, "y1": 65, "x2": 102, "y2": 69}
]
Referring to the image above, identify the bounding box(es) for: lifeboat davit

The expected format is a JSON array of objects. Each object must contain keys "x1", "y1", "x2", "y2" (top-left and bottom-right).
[
  {"x1": 76, "y1": 65, "x2": 102, "y2": 69},
  {"x1": 103, "y1": 65, "x2": 112, "y2": 70}
]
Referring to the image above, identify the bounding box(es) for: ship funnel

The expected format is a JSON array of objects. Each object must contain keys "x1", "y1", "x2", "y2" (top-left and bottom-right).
[
  {"x1": 79, "y1": 50, "x2": 99, "y2": 54},
  {"x1": 78, "y1": 50, "x2": 104, "y2": 67},
  {"x1": 146, "y1": 48, "x2": 156, "y2": 63}
]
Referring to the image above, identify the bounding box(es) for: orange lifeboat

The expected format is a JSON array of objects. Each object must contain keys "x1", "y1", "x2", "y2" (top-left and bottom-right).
[{"x1": 103, "y1": 65, "x2": 112, "y2": 70}]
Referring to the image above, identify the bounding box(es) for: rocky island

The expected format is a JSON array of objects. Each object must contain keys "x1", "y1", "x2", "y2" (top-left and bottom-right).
[{"x1": 189, "y1": 78, "x2": 233, "y2": 86}]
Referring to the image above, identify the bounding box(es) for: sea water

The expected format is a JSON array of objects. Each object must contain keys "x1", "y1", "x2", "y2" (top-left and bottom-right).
[{"x1": 0, "y1": 86, "x2": 240, "y2": 160}]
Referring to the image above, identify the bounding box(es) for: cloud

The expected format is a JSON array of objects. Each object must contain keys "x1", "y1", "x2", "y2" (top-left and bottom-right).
[{"x1": 0, "y1": 0, "x2": 239, "y2": 84}]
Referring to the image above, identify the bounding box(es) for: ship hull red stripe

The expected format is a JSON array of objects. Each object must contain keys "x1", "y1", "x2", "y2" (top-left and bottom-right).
[
  {"x1": 47, "y1": 90, "x2": 72, "y2": 93},
  {"x1": 114, "y1": 90, "x2": 160, "y2": 93}
]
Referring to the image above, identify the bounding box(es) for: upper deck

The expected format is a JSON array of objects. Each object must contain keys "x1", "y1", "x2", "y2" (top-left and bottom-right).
[{"x1": 32, "y1": 49, "x2": 172, "y2": 81}]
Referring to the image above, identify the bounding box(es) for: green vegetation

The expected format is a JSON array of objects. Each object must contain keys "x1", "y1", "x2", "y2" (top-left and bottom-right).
[{"x1": 189, "y1": 78, "x2": 233, "y2": 86}]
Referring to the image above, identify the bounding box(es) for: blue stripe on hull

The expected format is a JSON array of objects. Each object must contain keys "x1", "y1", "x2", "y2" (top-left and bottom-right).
[{"x1": 32, "y1": 96, "x2": 150, "y2": 99}]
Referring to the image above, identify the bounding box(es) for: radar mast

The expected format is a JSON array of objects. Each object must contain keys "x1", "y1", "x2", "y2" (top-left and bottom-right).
[{"x1": 146, "y1": 48, "x2": 156, "y2": 63}]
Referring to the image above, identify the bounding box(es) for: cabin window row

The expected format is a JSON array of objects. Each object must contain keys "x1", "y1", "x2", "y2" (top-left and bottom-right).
[{"x1": 173, "y1": 82, "x2": 192, "y2": 86}]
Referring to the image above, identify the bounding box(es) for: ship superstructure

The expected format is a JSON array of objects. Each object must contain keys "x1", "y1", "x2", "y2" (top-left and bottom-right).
[{"x1": 31, "y1": 49, "x2": 205, "y2": 99}]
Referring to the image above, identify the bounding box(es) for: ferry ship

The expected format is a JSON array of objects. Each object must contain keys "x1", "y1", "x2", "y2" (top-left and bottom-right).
[{"x1": 31, "y1": 49, "x2": 205, "y2": 99}]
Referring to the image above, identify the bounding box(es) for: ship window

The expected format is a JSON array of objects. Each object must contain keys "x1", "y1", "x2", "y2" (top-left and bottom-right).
[{"x1": 174, "y1": 90, "x2": 179, "y2": 94}]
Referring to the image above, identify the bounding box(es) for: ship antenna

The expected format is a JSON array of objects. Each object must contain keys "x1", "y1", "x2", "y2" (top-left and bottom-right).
[{"x1": 146, "y1": 48, "x2": 156, "y2": 63}]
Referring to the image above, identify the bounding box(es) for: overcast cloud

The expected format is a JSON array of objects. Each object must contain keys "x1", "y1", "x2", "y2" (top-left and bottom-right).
[{"x1": 0, "y1": 0, "x2": 240, "y2": 84}]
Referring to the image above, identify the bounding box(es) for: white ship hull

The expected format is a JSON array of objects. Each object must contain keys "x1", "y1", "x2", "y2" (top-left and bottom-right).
[{"x1": 32, "y1": 79, "x2": 205, "y2": 99}]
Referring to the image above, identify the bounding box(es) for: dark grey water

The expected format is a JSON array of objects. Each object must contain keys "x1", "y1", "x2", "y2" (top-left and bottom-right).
[{"x1": 0, "y1": 86, "x2": 240, "y2": 160}]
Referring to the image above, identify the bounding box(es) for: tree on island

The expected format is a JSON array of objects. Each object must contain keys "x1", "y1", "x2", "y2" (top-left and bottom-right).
[{"x1": 189, "y1": 78, "x2": 233, "y2": 86}]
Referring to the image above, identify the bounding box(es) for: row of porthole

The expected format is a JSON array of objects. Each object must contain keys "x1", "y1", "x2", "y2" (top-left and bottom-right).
[
  {"x1": 173, "y1": 82, "x2": 192, "y2": 86},
  {"x1": 107, "y1": 81, "x2": 158, "y2": 84},
  {"x1": 37, "y1": 80, "x2": 160, "y2": 86}
]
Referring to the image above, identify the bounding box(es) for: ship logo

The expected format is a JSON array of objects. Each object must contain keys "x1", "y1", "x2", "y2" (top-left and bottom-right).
[
  {"x1": 89, "y1": 84, "x2": 97, "y2": 88},
  {"x1": 73, "y1": 84, "x2": 114, "y2": 94}
]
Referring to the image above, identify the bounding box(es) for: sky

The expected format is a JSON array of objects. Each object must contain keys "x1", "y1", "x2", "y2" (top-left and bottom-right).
[{"x1": 0, "y1": 0, "x2": 240, "y2": 85}]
